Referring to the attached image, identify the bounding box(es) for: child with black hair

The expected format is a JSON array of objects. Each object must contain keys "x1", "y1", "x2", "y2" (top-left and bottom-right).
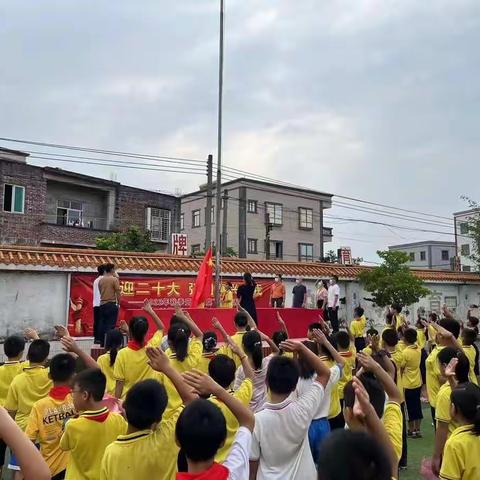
[
  {"x1": 335, "y1": 330, "x2": 356, "y2": 409},
  {"x1": 439, "y1": 382, "x2": 480, "y2": 479},
  {"x1": 25, "y1": 353, "x2": 77, "y2": 480},
  {"x1": 60, "y1": 368, "x2": 127, "y2": 480},
  {"x1": 270, "y1": 312, "x2": 293, "y2": 358},
  {"x1": 97, "y1": 329, "x2": 124, "y2": 396},
  {"x1": 249, "y1": 338, "x2": 330, "y2": 479},
  {"x1": 427, "y1": 312, "x2": 439, "y2": 350},
  {"x1": 138, "y1": 299, "x2": 165, "y2": 349},
  {"x1": 391, "y1": 304, "x2": 406, "y2": 330},
  {"x1": 383, "y1": 312, "x2": 396, "y2": 335},
  {"x1": 363, "y1": 328, "x2": 380, "y2": 356},
  {"x1": 350, "y1": 306, "x2": 367, "y2": 352},
  {"x1": 178, "y1": 370, "x2": 255, "y2": 480},
  {"x1": 101, "y1": 347, "x2": 196, "y2": 480},
  {"x1": 196, "y1": 330, "x2": 219, "y2": 374},
  {"x1": 461, "y1": 327, "x2": 479, "y2": 385},
  {"x1": 432, "y1": 349, "x2": 470, "y2": 476}
]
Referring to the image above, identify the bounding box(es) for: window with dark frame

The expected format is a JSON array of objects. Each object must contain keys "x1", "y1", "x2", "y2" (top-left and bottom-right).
[
  {"x1": 420, "y1": 251, "x2": 426, "y2": 261},
  {"x1": 57, "y1": 200, "x2": 83, "y2": 226},
  {"x1": 180, "y1": 213, "x2": 185, "y2": 231},
  {"x1": 462, "y1": 265, "x2": 472, "y2": 272},
  {"x1": 459, "y1": 222, "x2": 469, "y2": 235},
  {"x1": 270, "y1": 240, "x2": 283, "y2": 260},
  {"x1": 204, "y1": 206, "x2": 215, "y2": 225},
  {"x1": 247, "y1": 200, "x2": 257, "y2": 213},
  {"x1": 191, "y1": 244, "x2": 201, "y2": 254},
  {"x1": 461, "y1": 244, "x2": 470, "y2": 256},
  {"x1": 266, "y1": 202, "x2": 283, "y2": 225},
  {"x1": 298, "y1": 243, "x2": 314, "y2": 262},
  {"x1": 409, "y1": 252, "x2": 415, "y2": 261},
  {"x1": 192, "y1": 209, "x2": 201, "y2": 228},
  {"x1": 147, "y1": 208, "x2": 171, "y2": 242},
  {"x1": 298, "y1": 207, "x2": 313, "y2": 230},
  {"x1": 3, "y1": 184, "x2": 25, "y2": 214},
  {"x1": 247, "y1": 238, "x2": 258, "y2": 254},
  {"x1": 441, "y1": 250, "x2": 449, "y2": 261}
]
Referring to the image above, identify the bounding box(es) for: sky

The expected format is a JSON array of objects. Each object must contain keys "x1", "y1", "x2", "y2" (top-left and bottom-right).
[{"x1": 1, "y1": 0, "x2": 479, "y2": 263}]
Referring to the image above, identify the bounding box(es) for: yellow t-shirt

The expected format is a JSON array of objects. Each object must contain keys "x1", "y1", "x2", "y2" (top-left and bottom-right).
[
  {"x1": 100, "y1": 406, "x2": 182, "y2": 480},
  {"x1": 220, "y1": 331, "x2": 248, "y2": 368},
  {"x1": 221, "y1": 290, "x2": 234, "y2": 308},
  {"x1": 196, "y1": 352, "x2": 216, "y2": 374},
  {"x1": 426, "y1": 346, "x2": 445, "y2": 407},
  {"x1": 326, "y1": 359, "x2": 342, "y2": 419},
  {"x1": 60, "y1": 407, "x2": 127, "y2": 480},
  {"x1": 428, "y1": 324, "x2": 438, "y2": 345},
  {"x1": 168, "y1": 338, "x2": 203, "y2": 373},
  {"x1": 391, "y1": 349, "x2": 406, "y2": 402},
  {"x1": 0, "y1": 360, "x2": 27, "y2": 406},
  {"x1": 147, "y1": 330, "x2": 164, "y2": 349},
  {"x1": 461, "y1": 345, "x2": 478, "y2": 385},
  {"x1": 210, "y1": 379, "x2": 253, "y2": 462},
  {"x1": 435, "y1": 383, "x2": 458, "y2": 435},
  {"x1": 97, "y1": 353, "x2": 117, "y2": 396},
  {"x1": 395, "y1": 314, "x2": 405, "y2": 330},
  {"x1": 416, "y1": 329, "x2": 427, "y2": 350},
  {"x1": 4, "y1": 365, "x2": 52, "y2": 431},
  {"x1": 338, "y1": 349, "x2": 356, "y2": 400},
  {"x1": 402, "y1": 345, "x2": 422, "y2": 390},
  {"x1": 350, "y1": 315, "x2": 367, "y2": 338},
  {"x1": 113, "y1": 346, "x2": 154, "y2": 399},
  {"x1": 440, "y1": 424, "x2": 480, "y2": 480},
  {"x1": 383, "y1": 401, "x2": 403, "y2": 464},
  {"x1": 397, "y1": 340, "x2": 407, "y2": 352},
  {"x1": 25, "y1": 391, "x2": 76, "y2": 476}
]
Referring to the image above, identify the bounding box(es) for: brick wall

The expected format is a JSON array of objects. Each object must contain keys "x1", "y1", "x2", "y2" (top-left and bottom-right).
[
  {"x1": 39, "y1": 224, "x2": 109, "y2": 247},
  {"x1": 0, "y1": 160, "x2": 46, "y2": 244}
]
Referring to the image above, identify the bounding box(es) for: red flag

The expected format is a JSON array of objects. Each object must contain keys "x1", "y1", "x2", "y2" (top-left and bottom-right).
[{"x1": 191, "y1": 247, "x2": 214, "y2": 308}]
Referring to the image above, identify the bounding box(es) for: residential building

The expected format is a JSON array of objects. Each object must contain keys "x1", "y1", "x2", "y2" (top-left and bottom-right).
[
  {"x1": 454, "y1": 208, "x2": 479, "y2": 272},
  {"x1": 181, "y1": 178, "x2": 333, "y2": 261},
  {"x1": 0, "y1": 147, "x2": 180, "y2": 249},
  {"x1": 389, "y1": 240, "x2": 456, "y2": 270}
]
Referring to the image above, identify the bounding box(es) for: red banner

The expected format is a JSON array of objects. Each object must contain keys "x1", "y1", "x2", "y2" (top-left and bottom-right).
[{"x1": 68, "y1": 274, "x2": 274, "y2": 336}]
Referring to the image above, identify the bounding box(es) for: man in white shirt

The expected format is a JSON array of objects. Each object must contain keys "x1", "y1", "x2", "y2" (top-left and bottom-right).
[
  {"x1": 92, "y1": 264, "x2": 105, "y2": 344},
  {"x1": 250, "y1": 340, "x2": 330, "y2": 480},
  {"x1": 327, "y1": 275, "x2": 340, "y2": 332}
]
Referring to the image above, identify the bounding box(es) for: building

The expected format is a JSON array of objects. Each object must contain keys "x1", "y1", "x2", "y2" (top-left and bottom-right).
[
  {"x1": 388, "y1": 241, "x2": 456, "y2": 270},
  {"x1": 0, "y1": 147, "x2": 180, "y2": 250},
  {"x1": 181, "y1": 178, "x2": 333, "y2": 261},
  {"x1": 454, "y1": 208, "x2": 479, "y2": 272}
]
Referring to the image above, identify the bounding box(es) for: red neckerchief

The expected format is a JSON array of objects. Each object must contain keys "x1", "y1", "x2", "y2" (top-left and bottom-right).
[
  {"x1": 81, "y1": 407, "x2": 110, "y2": 423},
  {"x1": 127, "y1": 340, "x2": 144, "y2": 351},
  {"x1": 340, "y1": 351, "x2": 353, "y2": 358},
  {"x1": 176, "y1": 463, "x2": 229, "y2": 480},
  {"x1": 49, "y1": 386, "x2": 72, "y2": 401}
]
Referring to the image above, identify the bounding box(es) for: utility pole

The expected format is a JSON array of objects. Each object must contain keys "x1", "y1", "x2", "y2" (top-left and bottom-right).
[
  {"x1": 221, "y1": 189, "x2": 229, "y2": 255},
  {"x1": 265, "y1": 211, "x2": 272, "y2": 260},
  {"x1": 205, "y1": 154, "x2": 213, "y2": 250},
  {"x1": 214, "y1": 0, "x2": 225, "y2": 307}
]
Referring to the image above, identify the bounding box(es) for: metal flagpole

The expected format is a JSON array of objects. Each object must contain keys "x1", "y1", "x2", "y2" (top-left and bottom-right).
[{"x1": 214, "y1": 0, "x2": 225, "y2": 307}]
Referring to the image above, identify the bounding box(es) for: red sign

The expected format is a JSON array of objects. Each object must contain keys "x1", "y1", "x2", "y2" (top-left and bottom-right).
[
  {"x1": 171, "y1": 234, "x2": 188, "y2": 256},
  {"x1": 68, "y1": 274, "x2": 274, "y2": 336}
]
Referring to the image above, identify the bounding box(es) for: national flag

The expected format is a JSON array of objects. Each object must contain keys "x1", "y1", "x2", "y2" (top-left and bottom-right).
[{"x1": 191, "y1": 247, "x2": 214, "y2": 308}]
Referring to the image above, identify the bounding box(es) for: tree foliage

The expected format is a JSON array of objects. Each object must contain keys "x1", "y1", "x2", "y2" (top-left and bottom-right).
[
  {"x1": 96, "y1": 226, "x2": 157, "y2": 253},
  {"x1": 460, "y1": 196, "x2": 480, "y2": 271},
  {"x1": 358, "y1": 250, "x2": 430, "y2": 307}
]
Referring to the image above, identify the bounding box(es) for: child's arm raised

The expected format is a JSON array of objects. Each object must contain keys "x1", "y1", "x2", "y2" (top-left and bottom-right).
[
  {"x1": 258, "y1": 329, "x2": 280, "y2": 355},
  {"x1": 183, "y1": 370, "x2": 255, "y2": 432},
  {"x1": 146, "y1": 347, "x2": 196, "y2": 405},
  {"x1": 276, "y1": 312, "x2": 289, "y2": 338},
  {"x1": 312, "y1": 329, "x2": 346, "y2": 368},
  {"x1": 143, "y1": 299, "x2": 165, "y2": 332},
  {"x1": 238, "y1": 304, "x2": 257, "y2": 331},
  {"x1": 175, "y1": 307, "x2": 203, "y2": 339},
  {"x1": 61, "y1": 336, "x2": 99, "y2": 370},
  {"x1": 212, "y1": 317, "x2": 231, "y2": 344},
  {"x1": 228, "y1": 339, "x2": 254, "y2": 380}
]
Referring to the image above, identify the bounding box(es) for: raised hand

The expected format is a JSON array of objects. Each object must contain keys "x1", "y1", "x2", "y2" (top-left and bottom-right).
[
  {"x1": 61, "y1": 336, "x2": 80, "y2": 354},
  {"x1": 146, "y1": 347, "x2": 170, "y2": 373},
  {"x1": 143, "y1": 299, "x2": 154, "y2": 315},
  {"x1": 276, "y1": 311, "x2": 285, "y2": 326},
  {"x1": 356, "y1": 352, "x2": 379, "y2": 372},
  {"x1": 445, "y1": 357, "x2": 458, "y2": 378},
  {"x1": 279, "y1": 340, "x2": 303, "y2": 353},
  {"x1": 211, "y1": 317, "x2": 222, "y2": 330},
  {"x1": 312, "y1": 328, "x2": 327, "y2": 345},
  {"x1": 24, "y1": 328, "x2": 39, "y2": 340},
  {"x1": 182, "y1": 370, "x2": 221, "y2": 396},
  {"x1": 352, "y1": 376, "x2": 372, "y2": 421},
  {"x1": 119, "y1": 320, "x2": 129, "y2": 335},
  {"x1": 54, "y1": 325, "x2": 70, "y2": 339}
]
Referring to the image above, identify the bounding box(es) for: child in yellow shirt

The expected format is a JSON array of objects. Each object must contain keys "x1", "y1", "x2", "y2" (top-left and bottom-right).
[
  {"x1": 349, "y1": 307, "x2": 367, "y2": 352},
  {"x1": 334, "y1": 331, "x2": 356, "y2": 407},
  {"x1": 97, "y1": 329, "x2": 124, "y2": 396},
  {"x1": 60, "y1": 368, "x2": 127, "y2": 480},
  {"x1": 461, "y1": 327, "x2": 479, "y2": 385}
]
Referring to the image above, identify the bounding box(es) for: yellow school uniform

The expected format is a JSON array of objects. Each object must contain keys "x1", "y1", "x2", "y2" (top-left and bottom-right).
[
  {"x1": 397, "y1": 340, "x2": 407, "y2": 352},
  {"x1": 395, "y1": 314, "x2": 405, "y2": 329},
  {"x1": 221, "y1": 331, "x2": 248, "y2": 368},
  {"x1": 426, "y1": 346, "x2": 445, "y2": 407},
  {"x1": 440, "y1": 424, "x2": 480, "y2": 480},
  {"x1": 210, "y1": 379, "x2": 253, "y2": 462},
  {"x1": 338, "y1": 349, "x2": 356, "y2": 400},
  {"x1": 26, "y1": 391, "x2": 76, "y2": 476},
  {"x1": 97, "y1": 353, "x2": 117, "y2": 396},
  {"x1": 168, "y1": 338, "x2": 203, "y2": 373},
  {"x1": 4, "y1": 365, "x2": 52, "y2": 431},
  {"x1": 0, "y1": 360, "x2": 27, "y2": 406},
  {"x1": 428, "y1": 324, "x2": 438, "y2": 346},
  {"x1": 461, "y1": 345, "x2": 478, "y2": 385},
  {"x1": 391, "y1": 349, "x2": 406, "y2": 402},
  {"x1": 60, "y1": 407, "x2": 127, "y2": 480},
  {"x1": 416, "y1": 329, "x2": 427, "y2": 350},
  {"x1": 196, "y1": 352, "x2": 217, "y2": 374},
  {"x1": 147, "y1": 330, "x2": 164, "y2": 349},
  {"x1": 350, "y1": 315, "x2": 367, "y2": 338},
  {"x1": 325, "y1": 359, "x2": 342, "y2": 419},
  {"x1": 221, "y1": 290, "x2": 234, "y2": 308},
  {"x1": 383, "y1": 401, "x2": 403, "y2": 464},
  {"x1": 402, "y1": 345, "x2": 422, "y2": 390},
  {"x1": 113, "y1": 346, "x2": 153, "y2": 399},
  {"x1": 100, "y1": 406, "x2": 182, "y2": 480},
  {"x1": 435, "y1": 383, "x2": 458, "y2": 435}
]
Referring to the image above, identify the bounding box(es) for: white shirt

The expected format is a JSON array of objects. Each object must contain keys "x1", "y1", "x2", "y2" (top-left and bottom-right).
[
  {"x1": 250, "y1": 381, "x2": 324, "y2": 480},
  {"x1": 296, "y1": 364, "x2": 341, "y2": 419},
  {"x1": 93, "y1": 276, "x2": 102, "y2": 308},
  {"x1": 223, "y1": 427, "x2": 252, "y2": 480},
  {"x1": 327, "y1": 284, "x2": 340, "y2": 308}
]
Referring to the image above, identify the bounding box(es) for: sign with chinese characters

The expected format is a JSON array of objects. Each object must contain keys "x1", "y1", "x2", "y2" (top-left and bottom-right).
[
  {"x1": 171, "y1": 233, "x2": 188, "y2": 256},
  {"x1": 337, "y1": 247, "x2": 352, "y2": 265},
  {"x1": 68, "y1": 274, "x2": 274, "y2": 336}
]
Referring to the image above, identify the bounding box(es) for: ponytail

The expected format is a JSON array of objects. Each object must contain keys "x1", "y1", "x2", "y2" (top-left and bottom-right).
[
  {"x1": 202, "y1": 331, "x2": 218, "y2": 353},
  {"x1": 242, "y1": 330, "x2": 263, "y2": 370},
  {"x1": 451, "y1": 383, "x2": 480, "y2": 435},
  {"x1": 168, "y1": 323, "x2": 189, "y2": 361},
  {"x1": 104, "y1": 328, "x2": 124, "y2": 367},
  {"x1": 129, "y1": 316, "x2": 149, "y2": 345}
]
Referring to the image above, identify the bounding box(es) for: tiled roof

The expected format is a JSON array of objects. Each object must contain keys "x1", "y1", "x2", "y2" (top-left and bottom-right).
[{"x1": 1, "y1": 245, "x2": 479, "y2": 283}]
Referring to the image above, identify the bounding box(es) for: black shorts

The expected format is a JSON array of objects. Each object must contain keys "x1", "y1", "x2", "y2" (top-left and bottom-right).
[
  {"x1": 405, "y1": 387, "x2": 423, "y2": 421},
  {"x1": 420, "y1": 349, "x2": 427, "y2": 384}
]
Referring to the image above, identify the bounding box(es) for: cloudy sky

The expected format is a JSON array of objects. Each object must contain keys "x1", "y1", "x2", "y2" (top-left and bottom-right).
[{"x1": 1, "y1": 0, "x2": 479, "y2": 263}]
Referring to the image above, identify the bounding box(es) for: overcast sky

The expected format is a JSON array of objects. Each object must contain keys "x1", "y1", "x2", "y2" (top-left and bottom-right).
[{"x1": 1, "y1": 1, "x2": 479, "y2": 263}]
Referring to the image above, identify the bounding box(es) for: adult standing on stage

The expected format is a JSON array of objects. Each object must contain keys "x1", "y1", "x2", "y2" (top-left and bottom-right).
[
  {"x1": 270, "y1": 274, "x2": 286, "y2": 308},
  {"x1": 316, "y1": 280, "x2": 328, "y2": 309},
  {"x1": 292, "y1": 277, "x2": 307, "y2": 308},
  {"x1": 327, "y1": 275, "x2": 340, "y2": 332},
  {"x1": 98, "y1": 263, "x2": 121, "y2": 347},
  {"x1": 92, "y1": 264, "x2": 105, "y2": 344},
  {"x1": 237, "y1": 272, "x2": 258, "y2": 324}
]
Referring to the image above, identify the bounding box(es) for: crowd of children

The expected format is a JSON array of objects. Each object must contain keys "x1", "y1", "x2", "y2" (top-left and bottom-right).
[{"x1": 0, "y1": 300, "x2": 479, "y2": 480}]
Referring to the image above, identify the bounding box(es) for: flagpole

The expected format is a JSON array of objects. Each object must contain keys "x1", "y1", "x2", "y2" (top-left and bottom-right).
[{"x1": 214, "y1": 0, "x2": 225, "y2": 307}]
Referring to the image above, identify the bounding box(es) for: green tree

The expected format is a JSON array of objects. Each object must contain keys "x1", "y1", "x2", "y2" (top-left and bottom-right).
[
  {"x1": 96, "y1": 226, "x2": 157, "y2": 252},
  {"x1": 358, "y1": 250, "x2": 430, "y2": 307},
  {"x1": 323, "y1": 250, "x2": 338, "y2": 263},
  {"x1": 460, "y1": 197, "x2": 480, "y2": 271}
]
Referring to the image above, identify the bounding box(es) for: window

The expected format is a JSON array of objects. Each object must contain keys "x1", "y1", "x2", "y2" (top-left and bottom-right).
[
  {"x1": 247, "y1": 200, "x2": 257, "y2": 213},
  {"x1": 269, "y1": 240, "x2": 283, "y2": 260},
  {"x1": 420, "y1": 251, "x2": 426, "y2": 261},
  {"x1": 461, "y1": 244, "x2": 470, "y2": 256},
  {"x1": 192, "y1": 209, "x2": 201, "y2": 228},
  {"x1": 441, "y1": 250, "x2": 450, "y2": 261},
  {"x1": 266, "y1": 202, "x2": 283, "y2": 225},
  {"x1": 299, "y1": 207, "x2": 313, "y2": 230},
  {"x1": 3, "y1": 184, "x2": 25, "y2": 214},
  {"x1": 191, "y1": 244, "x2": 201, "y2": 254},
  {"x1": 57, "y1": 200, "x2": 83, "y2": 226},
  {"x1": 209, "y1": 206, "x2": 215, "y2": 224},
  {"x1": 409, "y1": 252, "x2": 415, "y2": 261},
  {"x1": 460, "y1": 222, "x2": 469, "y2": 235},
  {"x1": 180, "y1": 213, "x2": 184, "y2": 231},
  {"x1": 247, "y1": 238, "x2": 258, "y2": 254},
  {"x1": 444, "y1": 296, "x2": 458, "y2": 310},
  {"x1": 462, "y1": 265, "x2": 472, "y2": 272},
  {"x1": 299, "y1": 243, "x2": 314, "y2": 262},
  {"x1": 146, "y1": 207, "x2": 170, "y2": 242}
]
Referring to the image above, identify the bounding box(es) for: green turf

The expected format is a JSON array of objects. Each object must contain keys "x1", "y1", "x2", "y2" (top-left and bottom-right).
[{"x1": 400, "y1": 406, "x2": 435, "y2": 480}]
